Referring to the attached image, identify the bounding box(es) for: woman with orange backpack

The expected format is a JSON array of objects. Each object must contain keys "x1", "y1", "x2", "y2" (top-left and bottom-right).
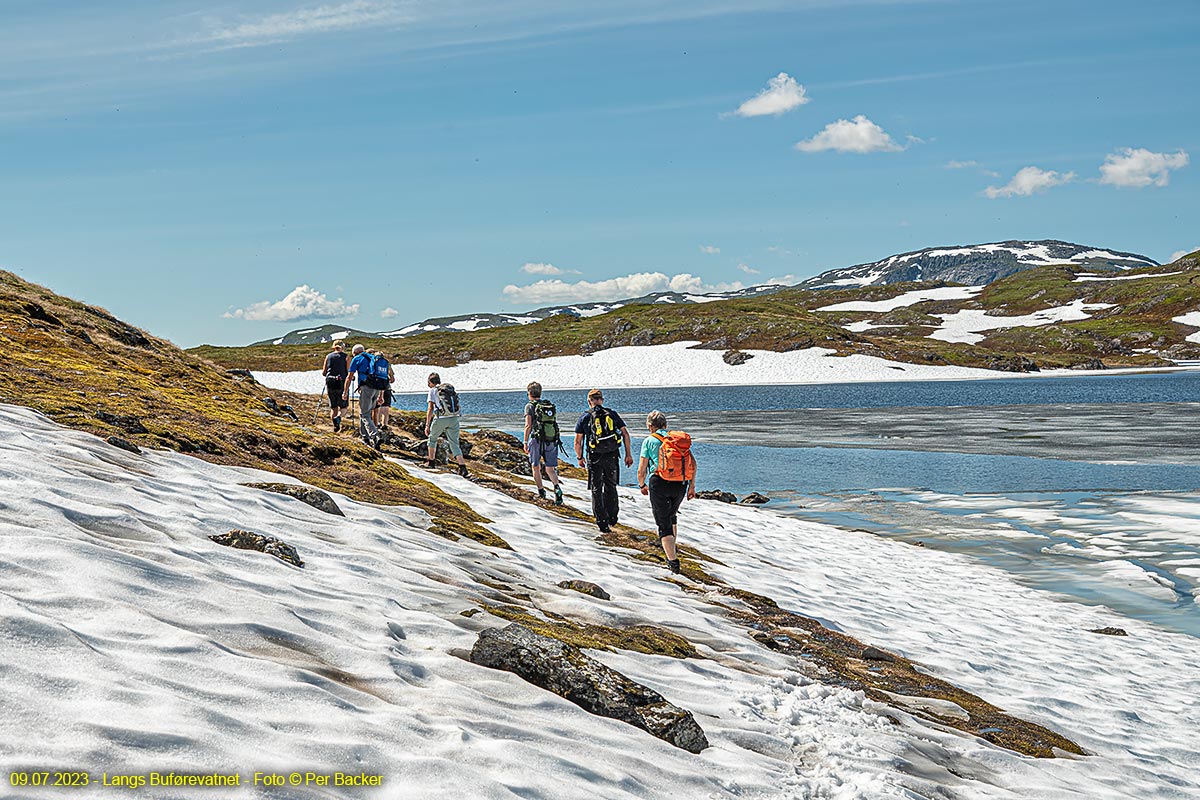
[{"x1": 637, "y1": 410, "x2": 696, "y2": 575}]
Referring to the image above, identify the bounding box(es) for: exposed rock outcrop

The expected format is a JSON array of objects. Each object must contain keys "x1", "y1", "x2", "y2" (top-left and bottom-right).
[
  {"x1": 695, "y1": 490, "x2": 737, "y2": 503},
  {"x1": 209, "y1": 529, "x2": 304, "y2": 568},
  {"x1": 470, "y1": 624, "x2": 708, "y2": 753},
  {"x1": 244, "y1": 482, "x2": 344, "y2": 516},
  {"x1": 557, "y1": 580, "x2": 611, "y2": 601},
  {"x1": 740, "y1": 492, "x2": 770, "y2": 505}
]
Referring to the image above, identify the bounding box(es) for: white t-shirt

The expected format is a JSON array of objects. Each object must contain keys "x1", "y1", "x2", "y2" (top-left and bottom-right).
[{"x1": 428, "y1": 386, "x2": 457, "y2": 417}]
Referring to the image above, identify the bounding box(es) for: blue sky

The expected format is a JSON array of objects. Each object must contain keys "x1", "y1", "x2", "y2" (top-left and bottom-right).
[{"x1": 1, "y1": 0, "x2": 1196, "y2": 346}]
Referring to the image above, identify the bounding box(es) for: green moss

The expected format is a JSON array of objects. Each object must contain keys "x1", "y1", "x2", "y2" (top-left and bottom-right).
[
  {"x1": 480, "y1": 604, "x2": 699, "y2": 658},
  {"x1": 0, "y1": 270, "x2": 504, "y2": 549}
]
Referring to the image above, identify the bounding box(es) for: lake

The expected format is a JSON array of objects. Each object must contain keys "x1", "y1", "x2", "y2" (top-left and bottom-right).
[{"x1": 397, "y1": 371, "x2": 1200, "y2": 637}]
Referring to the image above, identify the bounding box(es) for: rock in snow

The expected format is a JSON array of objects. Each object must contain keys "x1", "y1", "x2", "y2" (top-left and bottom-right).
[
  {"x1": 244, "y1": 482, "x2": 345, "y2": 516},
  {"x1": 209, "y1": 529, "x2": 304, "y2": 567},
  {"x1": 469, "y1": 623, "x2": 709, "y2": 753},
  {"x1": 557, "y1": 580, "x2": 612, "y2": 600}
]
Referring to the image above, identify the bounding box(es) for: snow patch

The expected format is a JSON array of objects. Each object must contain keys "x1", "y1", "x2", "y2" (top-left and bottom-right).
[
  {"x1": 817, "y1": 286, "x2": 982, "y2": 313},
  {"x1": 928, "y1": 300, "x2": 1115, "y2": 345}
]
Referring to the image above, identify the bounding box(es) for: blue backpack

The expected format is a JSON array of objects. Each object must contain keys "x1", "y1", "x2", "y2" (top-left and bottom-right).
[{"x1": 365, "y1": 354, "x2": 391, "y2": 390}]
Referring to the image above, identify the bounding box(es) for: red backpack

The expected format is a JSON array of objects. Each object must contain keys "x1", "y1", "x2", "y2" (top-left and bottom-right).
[{"x1": 653, "y1": 431, "x2": 696, "y2": 482}]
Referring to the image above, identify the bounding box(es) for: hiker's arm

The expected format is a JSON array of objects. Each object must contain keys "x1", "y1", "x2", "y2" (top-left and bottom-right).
[
  {"x1": 425, "y1": 403, "x2": 434, "y2": 434},
  {"x1": 343, "y1": 374, "x2": 353, "y2": 398},
  {"x1": 637, "y1": 457, "x2": 648, "y2": 495},
  {"x1": 620, "y1": 427, "x2": 633, "y2": 467},
  {"x1": 574, "y1": 433, "x2": 584, "y2": 465},
  {"x1": 686, "y1": 455, "x2": 697, "y2": 500},
  {"x1": 523, "y1": 415, "x2": 532, "y2": 452}
]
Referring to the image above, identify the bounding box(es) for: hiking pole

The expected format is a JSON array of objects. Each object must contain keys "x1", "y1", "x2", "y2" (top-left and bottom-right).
[{"x1": 312, "y1": 384, "x2": 327, "y2": 425}]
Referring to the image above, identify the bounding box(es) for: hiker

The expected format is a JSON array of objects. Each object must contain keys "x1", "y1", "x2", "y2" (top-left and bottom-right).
[
  {"x1": 573, "y1": 388, "x2": 632, "y2": 533},
  {"x1": 425, "y1": 372, "x2": 467, "y2": 477},
  {"x1": 321, "y1": 342, "x2": 349, "y2": 431},
  {"x1": 343, "y1": 344, "x2": 386, "y2": 448},
  {"x1": 373, "y1": 355, "x2": 396, "y2": 432},
  {"x1": 637, "y1": 410, "x2": 696, "y2": 575},
  {"x1": 524, "y1": 381, "x2": 563, "y2": 505}
]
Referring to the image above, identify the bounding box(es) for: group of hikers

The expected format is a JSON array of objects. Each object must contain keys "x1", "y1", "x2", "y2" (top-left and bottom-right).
[{"x1": 321, "y1": 343, "x2": 697, "y2": 574}]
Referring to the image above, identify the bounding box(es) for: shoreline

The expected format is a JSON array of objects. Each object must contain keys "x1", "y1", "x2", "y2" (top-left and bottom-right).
[{"x1": 252, "y1": 341, "x2": 1200, "y2": 395}]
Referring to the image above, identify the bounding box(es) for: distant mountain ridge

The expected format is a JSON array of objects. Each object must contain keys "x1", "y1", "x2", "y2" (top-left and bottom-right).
[
  {"x1": 257, "y1": 240, "x2": 1156, "y2": 345},
  {"x1": 797, "y1": 240, "x2": 1156, "y2": 290}
]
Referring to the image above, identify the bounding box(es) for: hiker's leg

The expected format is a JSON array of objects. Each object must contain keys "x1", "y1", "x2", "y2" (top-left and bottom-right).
[
  {"x1": 444, "y1": 417, "x2": 464, "y2": 464},
  {"x1": 542, "y1": 442, "x2": 560, "y2": 487},
  {"x1": 358, "y1": 387, "x2": 380, "y2": 437},
  {"x1": 528, "y1": 439, "x2": 544, "y2": 490},
  {"x1": 603, "y1": 453, "x2": 620, "y2": 525},
  {"x1": 661, "y1": 534, "x2": 678, "y2": 561},
  {"x1": 545, "y1": 466, "x2": 559, "y2": 487}
]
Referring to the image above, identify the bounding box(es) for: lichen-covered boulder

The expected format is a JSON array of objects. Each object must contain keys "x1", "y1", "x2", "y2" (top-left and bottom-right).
[
  {"x1": 209, "y1": 529, "x2": 304, "y2": 568},
  {"x1": 470, "y1": 624, "x2": 708, "y2": 753},
  {"x1": 740, "y1": 492, "x2": 770, "y2": 505},
  {"x1": 557, "y1": 580, "x2": 611, "y2": 601},
  {"x1": 244, "y1": 482, "x2": 344, "y2": 516},
  {"x1": 695, "y1": 490, "x2": 736, "y2": 503}
]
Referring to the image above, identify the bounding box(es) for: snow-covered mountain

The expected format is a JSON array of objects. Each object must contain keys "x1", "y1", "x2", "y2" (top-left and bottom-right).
[
  {"x1": 798, "y1": 240, "x2": 1157, "y2": 290},
  {"x1": 257, "y1": 241, "x2": 1156, "y2": 346},
  {"x1": 258, "y1": 286, "x2": 783, "y2": 345}
]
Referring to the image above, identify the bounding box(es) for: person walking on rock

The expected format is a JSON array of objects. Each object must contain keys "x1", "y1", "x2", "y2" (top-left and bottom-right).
[
  {"x1": 637, "y1": 410, "x2": 696, "y2": 575},
  {"x1": 343, "y1": 344, "x2": 382, "y2": 448},
  {"x1": 425, "y1": 372, "x2": 467, "y2": 477},
  {"x1": 573, "y1": 388, "x2": 632, "y2": 532},
  {"x1": 322, "y1": 342, "x2": 349, "y2": 432},
  {"x1": 524, "y1": 381, "x2": 563, "y2": 505}
]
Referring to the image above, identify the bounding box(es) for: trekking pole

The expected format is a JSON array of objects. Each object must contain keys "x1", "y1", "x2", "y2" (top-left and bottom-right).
[{"x1": 312, "y1": 384, "x2": 327, "y2": 425}]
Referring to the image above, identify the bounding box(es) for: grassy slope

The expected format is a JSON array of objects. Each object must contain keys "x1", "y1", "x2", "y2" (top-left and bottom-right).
[
  {"x1": 192, "y1": 253, "x2": 1200, "y2": 374},
  {"x1": 0, "y1": 270, "x2": 501, "y2": 546}
]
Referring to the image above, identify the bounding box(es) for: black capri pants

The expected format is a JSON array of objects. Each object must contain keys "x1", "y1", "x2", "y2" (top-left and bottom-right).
[{"x1": 648, "y1": 474, "x2": 687, "y2": 539}]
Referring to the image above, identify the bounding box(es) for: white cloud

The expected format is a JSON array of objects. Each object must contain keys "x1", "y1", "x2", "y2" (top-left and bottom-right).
[
  {"x1": 198, "y1": 0, "x2": 407, "y2": 48},
  {"x1": 224, "y1": 285, "x2": 360, "y2": 322},
  {"x1": 380, "y1": 307, "x2": 399, "y2": 318},
  {"x1": 794, "y1": 116, "x2": 904, "y2": 154},
  {"x1": 945, "y1": 160, "x2": 978, "y2": 169},
  {"x1": 521, "y1": 262, "x2": 566, "y2": 275},
  {"x1": 737, "y1": 263, "x2": 760, "y2": 275},
  {"x1": 765, "y1": 274, "x2": 800, "y2": 285},
  {"x1": 984, "y1": 166, "x2": 1075, "y2": 198},
  {"x1": 1170, "y1": 247, "x2": 1199, "y2": 263},
  {"x1": 502, "y1": 272, "x2": 743, "y2": 304},
  {"x1": 1098, "y1": 148, "x2": 1189, "y2": 189},
  {"x1": 732, "y1": 72, "x2": 809, "y2": 118},
  {"x1": 699, "y1": 245, "x2": 721, "y2": 255}
]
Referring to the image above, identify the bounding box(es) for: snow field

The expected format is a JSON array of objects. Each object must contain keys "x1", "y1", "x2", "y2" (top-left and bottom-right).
[{"x1": 2, "y1": 403, "x2": 1197, "y2": 798}]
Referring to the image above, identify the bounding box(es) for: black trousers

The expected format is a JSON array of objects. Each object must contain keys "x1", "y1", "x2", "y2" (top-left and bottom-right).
[
  {"x1": 648, "y1": 474, "x2": 687, "y2": 539},
  {"x1": 587, "y1": 450, "x2": 621, "y2": 527}
]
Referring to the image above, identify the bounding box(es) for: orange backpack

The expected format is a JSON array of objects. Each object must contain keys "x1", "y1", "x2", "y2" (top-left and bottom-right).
[{"x1": 653, "y1": 432, "x2": 696, "y2": 482}]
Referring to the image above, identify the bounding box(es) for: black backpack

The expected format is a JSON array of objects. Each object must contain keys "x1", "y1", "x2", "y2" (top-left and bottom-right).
[
  {"x1": 530, "y1": 400, "x2": 560, "y2": 443},
  {"x1": 586, "y1": 406, "x2": 621, "y2": 455},
  {"x1": 437, "y1": 383, "x2": 461, "y2": 414}
]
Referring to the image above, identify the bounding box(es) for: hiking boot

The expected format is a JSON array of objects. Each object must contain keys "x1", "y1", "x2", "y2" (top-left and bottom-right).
[
  {"x1": 667, "y1": 559, "x2": 681, "y2": 575},
  {"x1": 426, "y1": 459, "x2": 437, "y2": 469},
  {"x1": 554, "y1": 486, "x2": 563, "y2": 506},
  {"x1": 372, "y1": 435, "x2": 382, "y2": 451},
  {"x1": 458, "y1": 464, "x2": 468, "y2": 478},
  {"x1": 538, "y1": 488, "x2": 547, "y2": 500},
  {"x1": 332, "y1": 417, "x2": 341, "y2": 432},
  {"x1": 598, "y1": 523, "x2": 611, "y2": 533}
]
